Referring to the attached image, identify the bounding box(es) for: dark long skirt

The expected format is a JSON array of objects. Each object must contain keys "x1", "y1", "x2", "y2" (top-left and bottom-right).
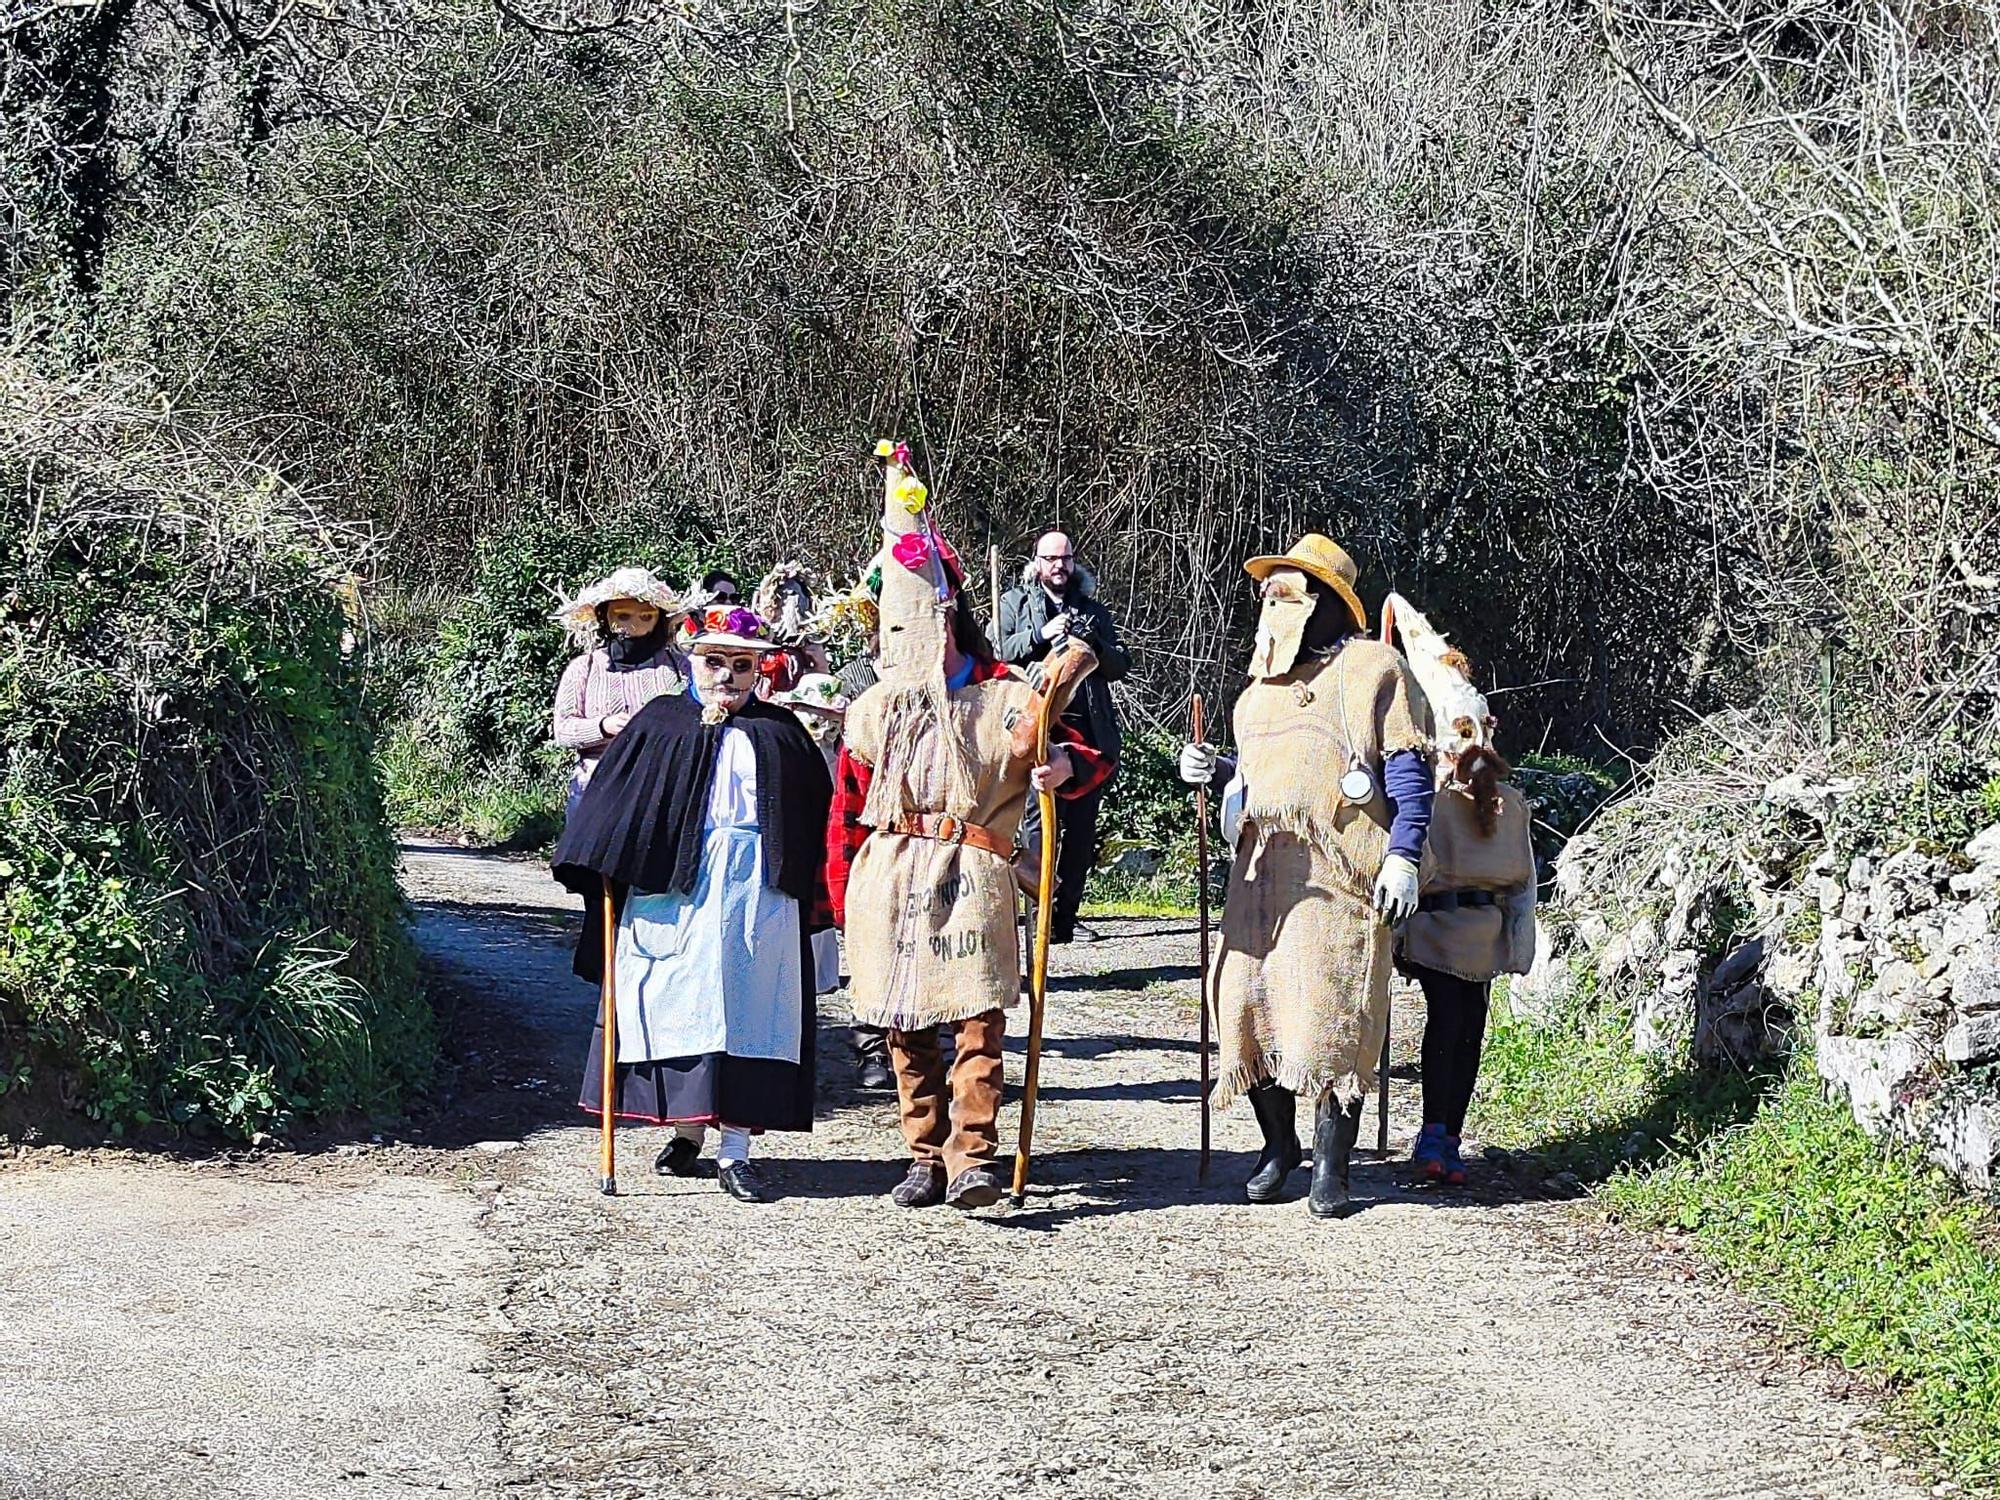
[{"x1": 576, "y1": 923, "x2": 817, "y2": 1133}]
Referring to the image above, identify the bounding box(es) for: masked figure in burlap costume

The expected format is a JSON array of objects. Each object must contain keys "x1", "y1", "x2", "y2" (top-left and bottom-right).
[
  {"x1": 1180, "y1": 536, "x2": 1435, "y2": 1217},
  {"x1": 826, "y1": 441, "x2": 1111, "y2": 1211},
  {"x1": 1382, "y1": 593, "x2": 1537, "y2": 1188}
]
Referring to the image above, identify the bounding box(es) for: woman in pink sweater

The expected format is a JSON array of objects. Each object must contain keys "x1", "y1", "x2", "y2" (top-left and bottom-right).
[{"x1": 551, "y1": 567, "x2": 691, "y2": 820}]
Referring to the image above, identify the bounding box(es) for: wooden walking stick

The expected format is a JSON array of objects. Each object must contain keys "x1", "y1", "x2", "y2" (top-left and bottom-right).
[
  {"x1": 1377, "y1": 1001, "x2": 1391, "y2": 1157},
  {"x1": 1009, "y1": 638, "x2": 1098, "y2": 1209},
  {"x1": 598, "y1": 874, "x2": 618, "y2": 1196},
  {"x1": 1193, "y1": 693, "x2": 1212, "y2": 1184}
]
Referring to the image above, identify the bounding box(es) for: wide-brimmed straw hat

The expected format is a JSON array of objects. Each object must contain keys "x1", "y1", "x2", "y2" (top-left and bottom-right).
[
  {"x1": 1243, "y1": 534, "x2": 1367, "y2": 633},
  {"x1": 681, "y1": 605, "x2": 781, "y2": 654},
  {"x1": 552, "y1": 566, "x2": 687, "y2": 642}
]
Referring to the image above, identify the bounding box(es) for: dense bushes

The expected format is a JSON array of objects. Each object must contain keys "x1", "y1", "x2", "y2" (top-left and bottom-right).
[
  {"x1": 379, "y1": 505, "x2": 734, "y2": 844},
  {"x1": 0, "y1": 363, "x2": 430, "y2": 1140}
]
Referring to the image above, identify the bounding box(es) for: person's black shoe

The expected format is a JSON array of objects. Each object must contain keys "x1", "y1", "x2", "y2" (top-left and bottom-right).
[
  {"x1": 718, "y1": 1162, "x2": 767, "y2": 1203},
  {"x1": 890, "y1": 1160, "x2": 946, "y2": 1208},
  {"x1": 1308, "y1": 1097, "x2": 1363, "y2": 1219},
  {"x1": 858, "y1": 1057, "x2": 894, "y2": 1091},
  {"x1": 945, "y1": 1163, "x2": 1006, "y2": 1210},
  {"x1": 653, "y1": 1137, "x2": 715, "y2": 1178},
  {"x1": 1244, "y1": 1083, "x2": 1303, "y2": 1203}
]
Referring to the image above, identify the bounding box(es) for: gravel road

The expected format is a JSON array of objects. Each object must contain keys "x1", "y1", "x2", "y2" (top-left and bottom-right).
[{"x1": 0, "y1": 843, "x2": 1934, "y2": 1500}]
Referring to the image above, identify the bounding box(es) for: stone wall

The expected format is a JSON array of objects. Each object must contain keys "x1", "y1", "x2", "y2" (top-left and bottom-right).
[{"x1": 1511, "y1": 785, "x2": 2000, "y2": 1189}]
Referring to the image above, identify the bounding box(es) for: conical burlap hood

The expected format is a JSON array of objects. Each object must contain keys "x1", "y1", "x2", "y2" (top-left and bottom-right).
[
  {"x1": 858, "y1": 439, "x2": 976, "y2": 822},
  {"x1": 872, "y1": 439, "x2": 955, "y2": 688}
]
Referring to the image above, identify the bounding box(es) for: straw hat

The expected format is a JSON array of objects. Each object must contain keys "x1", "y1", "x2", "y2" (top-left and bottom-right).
[
  {"x1": 551, "y1": 566, "x2": 687, "y2": 642},
  {"x1": 778, "y1": 672, "x2": 849, "y2": 719},
  {"x1": 1243, "y1": 534, "x2": 1367, "y2": 633},
  {"x1": 682, "y1": 605, "x2": 780, "y2": 654}
]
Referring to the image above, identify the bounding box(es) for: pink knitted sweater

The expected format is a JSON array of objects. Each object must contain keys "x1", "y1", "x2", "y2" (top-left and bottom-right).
[{"x1": 552, "y1": 646, "x2": 689, "y2": 763}]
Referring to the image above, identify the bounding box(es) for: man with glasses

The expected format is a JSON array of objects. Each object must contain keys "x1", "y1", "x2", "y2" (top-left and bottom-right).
[{"x1": 998, "y1": 531, "x2": 1132, "y2": 943}]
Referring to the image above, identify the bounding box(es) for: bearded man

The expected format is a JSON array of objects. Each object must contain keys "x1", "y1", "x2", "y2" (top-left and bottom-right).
[
  {"x1": 1179, "y1": 536, "x2": 1434, "y2": 1218},
  {"x1": 998, "y1": 531, "x2": 1131, "y2": 943}
]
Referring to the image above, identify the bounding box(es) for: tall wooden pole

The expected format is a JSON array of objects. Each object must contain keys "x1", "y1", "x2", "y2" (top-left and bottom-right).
[
  {"x1": 1009, "y1": 777, "x2": 1059, "y2": 1209},
  {"x1": 1193, "y1": 695, "x2": 1212, "y2": 1184},
  {"x1": 988, "y1": 543, "x2": 1003, "y2": 640},
  {"x1": 598, "y1": 875, "x2": 618, "y2": 1196},
  {"x1": 1377, "y1": 599, "x2": 1400, "y2": 1158}
]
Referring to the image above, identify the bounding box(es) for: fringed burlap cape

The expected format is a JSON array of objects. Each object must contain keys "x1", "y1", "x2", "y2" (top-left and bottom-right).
[
  {"x1": 842, "y1": 669, "x2": 1039, "y2": 1030},
  {"x1": 1210, "y1": 639, "x2": 1430, "y2": 1111}
]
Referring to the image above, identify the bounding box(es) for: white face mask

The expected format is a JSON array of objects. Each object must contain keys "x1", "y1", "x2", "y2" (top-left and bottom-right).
[{"x1": 1249, "y1": 568, "x2": 1314, "y2": 680}]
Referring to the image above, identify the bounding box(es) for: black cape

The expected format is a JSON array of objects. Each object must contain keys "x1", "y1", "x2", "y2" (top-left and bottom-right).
[{"x1": 551, "y1": 692, "x2": 833, "y2": 984}]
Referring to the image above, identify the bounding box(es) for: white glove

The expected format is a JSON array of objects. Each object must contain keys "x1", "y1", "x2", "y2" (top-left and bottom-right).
[
  {"x1": 1040, "y1": 614, "x2": 1070, "y2": 643},
  {"x1": 1179, "y1": 742, "x2": 1219, "y2": 786},
  {"x1": 1373, "y1": 854, "x2": 1420, "y2": 926}
]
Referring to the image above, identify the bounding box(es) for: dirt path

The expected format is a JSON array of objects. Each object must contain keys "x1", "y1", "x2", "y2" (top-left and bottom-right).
[{"x1": 0, "y1": 845, "x2": 1933, "y2": 1500}]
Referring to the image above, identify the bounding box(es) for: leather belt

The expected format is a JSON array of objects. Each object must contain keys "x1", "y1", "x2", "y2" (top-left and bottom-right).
[
  {"x1": 887, "y1": 814, "x2": 1013, "y2": 860},
  {"x1": 1418, "y1": 889, "x2": 1500, "y2": 913}
]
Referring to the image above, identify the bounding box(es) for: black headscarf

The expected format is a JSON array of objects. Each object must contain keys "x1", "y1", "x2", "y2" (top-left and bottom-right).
[
  {"x1": 550, "y1": 693, "x2": 833, "y2": 983},
  {"x1": 602, "y1": 614, "x2": 671, "y2": 671}
]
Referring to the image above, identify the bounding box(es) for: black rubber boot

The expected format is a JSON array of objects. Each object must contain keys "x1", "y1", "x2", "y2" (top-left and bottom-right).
[
  {"x1": 1308, "y1": 1095, "x2": 1364, "y2": 1219},
  {"x1": 1244, "y1": 1083, "x2": 1303, "y2": 1203}
]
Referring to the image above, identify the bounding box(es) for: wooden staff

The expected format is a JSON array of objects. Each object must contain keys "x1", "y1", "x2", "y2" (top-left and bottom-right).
[
  {"x1": 1010, "y1": 765, "x2": 1060, "y2": 1209},
  {"x1": 1377, "y1": 1008, "x2": 1391, "y2": 1157},
  {"x1": 598, "y1": 874, "x2": 618, "y2": 1196},
  {"x1": 988, "y1": 542, "x2": 1003, "y2": 640},
  {"x1": 1009, "y1": 640, "x2": 1097, "y2": 1209},
  {"x1": 1377, "y1": 597, "x2": 1400, "y2": 1158},
  {"x1": 1193, "y1": 694, "x2": 1212, "y2": 1184}
]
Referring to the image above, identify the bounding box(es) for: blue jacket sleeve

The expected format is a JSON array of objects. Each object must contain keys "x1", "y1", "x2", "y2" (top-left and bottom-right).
[{"x1": 1382, "y1": 749, "x2": 1434, "y2": 864}]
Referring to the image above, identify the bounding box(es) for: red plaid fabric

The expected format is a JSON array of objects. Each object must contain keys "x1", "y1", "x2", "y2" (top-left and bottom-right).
[{"x1": 824, "y1": 658, "x2": 1112, "y2": 926}]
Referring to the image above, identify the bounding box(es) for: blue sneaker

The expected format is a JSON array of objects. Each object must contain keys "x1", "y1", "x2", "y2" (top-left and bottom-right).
[
  {"x1": 1442, "y1": 1134, "x2": 1469, "y2": 1186},
  {"x1": 1413, "y1": 1122, "x2": 1448, "y2": 1180}
]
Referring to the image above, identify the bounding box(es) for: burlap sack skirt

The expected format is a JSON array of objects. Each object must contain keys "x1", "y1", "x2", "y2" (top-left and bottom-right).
[
  {"x1": 845, "y1": 830, "x2": 1020, "y2": 1031},
  {"x1": 1210, "y1": 816, "x2": 1393, "y2": 1113}
]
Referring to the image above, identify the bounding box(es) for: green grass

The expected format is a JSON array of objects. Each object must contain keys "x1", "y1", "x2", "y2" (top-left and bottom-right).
[
  {"x1": 1474, "y1": 1000, "x2": 1776, "y2": 1177},
  {"x1": 1479, "y1": 1004, "x2": 2000, "y2": 1486},
  {"x1": 1079, "y1": 867, "x2": 1199, "y2": 920},
  {"x1": 1605, "y1": 1070, "x2": 2000, "y2": 1485}
]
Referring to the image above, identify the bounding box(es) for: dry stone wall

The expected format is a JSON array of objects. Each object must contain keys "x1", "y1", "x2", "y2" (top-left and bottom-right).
[{"x1": 1512, "y1": 785, "x2": 2000, "y2": 1189}]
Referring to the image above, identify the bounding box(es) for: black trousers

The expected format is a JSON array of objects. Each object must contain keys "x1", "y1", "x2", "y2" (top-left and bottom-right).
[
  {"x1": 1021, "y1": 785, "x2": 1106, "y2": 943},
  {"x1": 1407, "y1": 960, "x2": 1491, "y2": 1136}
]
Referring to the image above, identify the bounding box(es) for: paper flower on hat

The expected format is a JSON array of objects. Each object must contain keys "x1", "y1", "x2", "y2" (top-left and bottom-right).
[
  {"x1": 893, "y1": 474, "x2": 929, "y2": 514},
  {"x1": 680, "y1": 605, "x2": 772, "y2": 642},
  {"x1": 891, "y1": 529, "x2": 960, "y2": 578}
]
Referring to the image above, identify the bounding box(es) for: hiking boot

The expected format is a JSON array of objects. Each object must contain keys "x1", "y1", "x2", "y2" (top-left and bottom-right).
[
  {"x1": 1442, "y1": 1134, "x2": 1469, "y2": 1187},
  {"x1": 890, "y1": 1161, "x2": 946, "y2": 1209},
  {"x1": 945, "y1": 1163, "x2": 1006, "y2": 1210},
  {"x1": 1308, "y1": 1097, "x2": 1363, "y2": 1219},
  {"x1": 1244, "y1": 1083, "x2": 1303, "y2": 1203},
  {"x1": 718, "y1": 1162, "x2": 767, "y2": 1203},
  {"x1": 1412, "y1": 1122, "x2": 1448, "y2": 1181},
  {"x1": 653, "y1": 1136, "x2": 716, "y2": 1178}
]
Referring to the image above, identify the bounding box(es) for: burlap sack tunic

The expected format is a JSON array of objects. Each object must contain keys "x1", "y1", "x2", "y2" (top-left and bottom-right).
[
  {"x1": 1400, "y1": 783, "x2": 1537, "y2": 982},
  {"x1": 843, "y1": 670, "x2": 1039, "y2": 1030},
  {"x1": 1211, "y1": 638, "x2": 1429, "y2": 1112}
]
